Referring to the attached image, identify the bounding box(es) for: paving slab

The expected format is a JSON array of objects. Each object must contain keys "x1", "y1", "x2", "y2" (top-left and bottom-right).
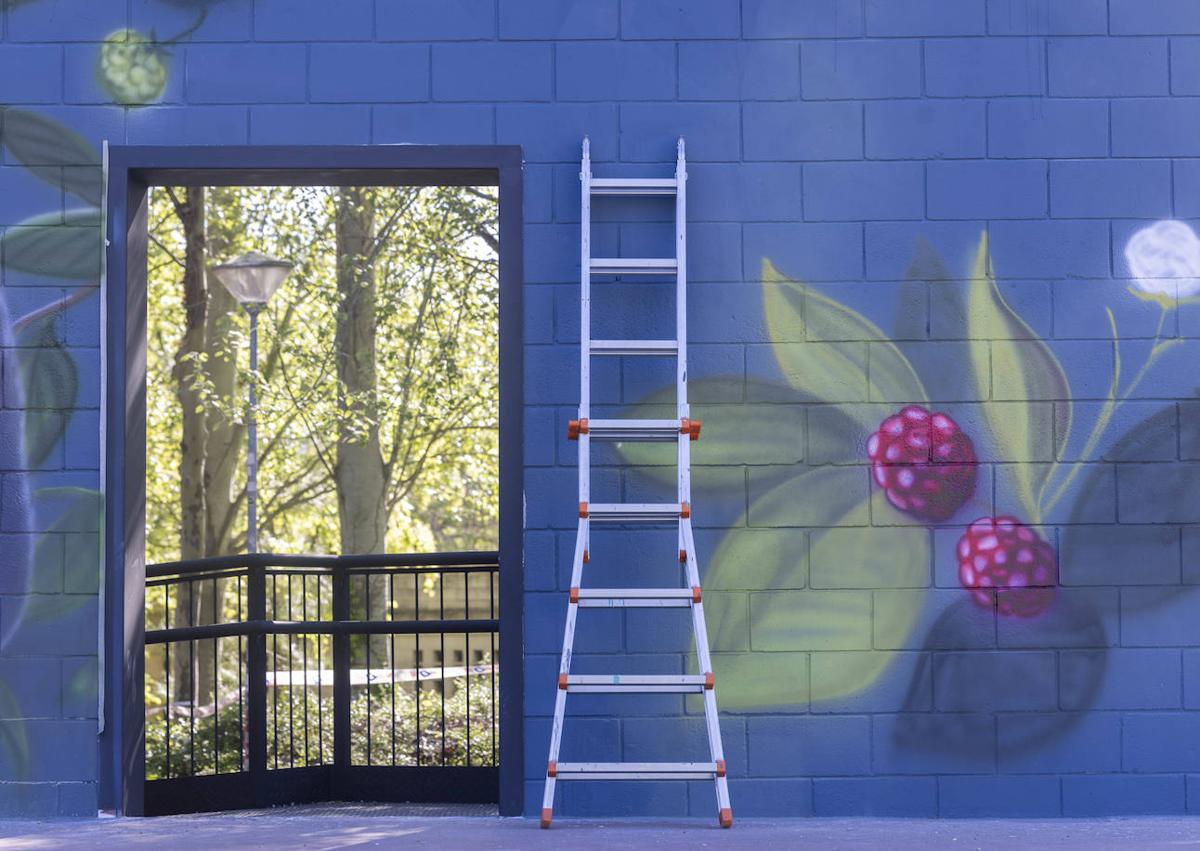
[{"x1": 0, "y1": 805, "x2": 1198, "y2": 850}]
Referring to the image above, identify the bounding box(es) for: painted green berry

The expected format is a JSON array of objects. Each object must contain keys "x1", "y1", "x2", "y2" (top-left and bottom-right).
[{"x1": 97, "y1": 29, "x2": 168, "y2": 106}]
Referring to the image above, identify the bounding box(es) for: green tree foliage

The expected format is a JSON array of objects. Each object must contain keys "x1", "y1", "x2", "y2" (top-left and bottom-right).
[{"x1": 146, "y1": 184, "x2": 498, "y2": 563}]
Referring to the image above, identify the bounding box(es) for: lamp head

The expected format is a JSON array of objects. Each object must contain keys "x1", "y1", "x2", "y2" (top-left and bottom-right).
[{"x1": 211, "y1": 251, "x2": 292, "y2": 306}]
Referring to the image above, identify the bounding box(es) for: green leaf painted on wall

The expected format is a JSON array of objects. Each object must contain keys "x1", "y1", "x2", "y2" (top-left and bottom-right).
[
  {"x1": 894, "y1": 237, "x2": 951, "y2": 340},
  {"x1": 22, "y1": 488, "x2": 102, "y2": 623},
  {"x1": 2, "y1": 208, "x2": 101, "y2": 280},
  {"x1": 17, "y1": 315, "x2": 77, "y2": 469},
  {"x1": 763, "y1": 259, "x2": 926, "y2": 428},
  {"x1": 704, "y1": 475, "x2": 927, "y2": 709},
  {"x1": 615, "y1": 378, "x2": 808, "y2": 473},
  {"x1": 966, "y1": 232, "x2": 1069, "y2": 521},
  {"x1": 0, "y1": 679, "x2": 30, "y2": 779},
  {"x1": 1, "y1": 108, "x2": 102, "y2": 206}
]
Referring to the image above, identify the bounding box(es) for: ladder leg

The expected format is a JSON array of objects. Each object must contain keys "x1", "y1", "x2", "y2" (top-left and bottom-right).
[
  {"x1": 542, "y1": 519, "x2": 588, "y2": 828},
  {"x1": 682, "y1": 519, "x2": 732, "y2": 827}
]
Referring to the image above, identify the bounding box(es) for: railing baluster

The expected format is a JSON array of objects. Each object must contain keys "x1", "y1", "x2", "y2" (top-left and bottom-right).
[
  {"x1": 247, "y1": 560, "x2": 267, "y2": 806},
  {"x1": 287, "y1": 572, "x2": 295, "y2": 768},
  {"x1": 302, "y1": 573, "x2": 309, "y2": 767},
  {"x1": 212, "y1": 577, "x2": 219, "y2": 774},
  {"x1": 389, "y1": 571, "x2": 396, "y2": 768},
  {"x1": 332, "y1": 562, "x2": 350, "y2": 775}
]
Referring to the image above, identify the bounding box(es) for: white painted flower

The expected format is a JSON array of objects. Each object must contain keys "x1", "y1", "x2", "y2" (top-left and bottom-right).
[{"x1": 1124, "y1": 219, "x2": 1200, "y2": 300}]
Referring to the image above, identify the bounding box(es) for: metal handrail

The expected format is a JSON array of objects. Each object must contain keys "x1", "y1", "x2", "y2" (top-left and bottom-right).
[{"x1": 146, "y1": 550, "x2": 500, "y2": 578}]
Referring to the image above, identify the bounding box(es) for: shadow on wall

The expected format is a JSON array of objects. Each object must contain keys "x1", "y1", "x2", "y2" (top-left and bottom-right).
[{"x1": 621, "y1": 222, "x2": 1200, "y2": 763}]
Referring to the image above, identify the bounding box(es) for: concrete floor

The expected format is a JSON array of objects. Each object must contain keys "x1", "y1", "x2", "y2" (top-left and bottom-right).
[{"x1": 0, "y1": 805, "x2": 1197, "y2": 849}]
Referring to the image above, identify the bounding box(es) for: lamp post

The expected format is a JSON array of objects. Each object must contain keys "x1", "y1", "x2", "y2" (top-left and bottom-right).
[{"x1": 211, "y1": 252, "x2": 292, "y2": 554}]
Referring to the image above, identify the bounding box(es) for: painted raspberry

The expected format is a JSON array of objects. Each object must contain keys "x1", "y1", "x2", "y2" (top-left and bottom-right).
[
  {"x1": 958, "y1": 516, "x2": 1057, "y2": 617},
  {"x1": 866, "y1": 405, "x2": 977, "y2": 521},
  {"x1": 97, "y1": 30, "x2": 168, "y2": 106}
]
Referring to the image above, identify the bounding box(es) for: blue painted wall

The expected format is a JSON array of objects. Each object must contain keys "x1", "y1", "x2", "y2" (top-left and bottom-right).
[{"x1": 3, "y1": 0, "x2": 1200, "y2": 819}]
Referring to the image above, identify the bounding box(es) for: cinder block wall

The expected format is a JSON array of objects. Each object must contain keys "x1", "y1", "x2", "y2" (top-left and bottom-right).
[{"x1": 3, "y1": 0, "x2": 1200, "y2": 818}]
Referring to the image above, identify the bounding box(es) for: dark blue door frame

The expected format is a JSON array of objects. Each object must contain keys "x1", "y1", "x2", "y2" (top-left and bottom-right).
[{"x1": 101, "y1": 145, "x2": 524, "y2": 816}]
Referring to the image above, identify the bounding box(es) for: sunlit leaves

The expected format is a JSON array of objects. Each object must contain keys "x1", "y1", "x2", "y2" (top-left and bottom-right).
[{"x1": 145, "y1": 185, "x2": 499, "y2": 561}]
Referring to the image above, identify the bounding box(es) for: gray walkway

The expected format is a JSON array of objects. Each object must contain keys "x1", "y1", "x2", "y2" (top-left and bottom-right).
[{"x1": 0, "y1": 805, "x2": 1197, "y2": 849}]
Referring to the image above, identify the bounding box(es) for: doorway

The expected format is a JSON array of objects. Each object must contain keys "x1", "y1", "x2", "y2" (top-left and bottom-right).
[{"x1": 101, "y1": 146, "x2": 523, "y2": 816}]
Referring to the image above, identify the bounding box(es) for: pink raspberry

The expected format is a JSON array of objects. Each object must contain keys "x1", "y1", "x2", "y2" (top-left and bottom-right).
[
  {"x1": 958, "y1": 516, "x2": 1057, "y2": 617},
  {"x1": 866, "y1": 405, "x2": 977, "y2": 521}
]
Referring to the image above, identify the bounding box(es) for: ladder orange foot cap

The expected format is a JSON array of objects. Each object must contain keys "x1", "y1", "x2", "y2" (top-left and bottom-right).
[
  {"x1": 583, "y1": 549, "x2": 590, "y2": 564},
  {"x1": 569, "y1": 587, "x2": 580, "y2": 604},
  {"x1": 541, "y1": 808, "x2": 553, "y2": 829},
  {"x1": 704, "y1": 672, "x2": 715, "y2": 690},
  {"x1": 716, "y1": 759, "x2": 726, "y2": 778},
  {"x1": 558, "y1": 673, "x2": 569, "y2": 690},
  {"x1": 547, "y1": 761, "x2": 557, "y2": 778},
  {"x1": 679, "y1": 549, "x2": 687, "y2": 563},
  {"x1": 719, "y1": 808, "x2": 732, "y2": 828}
]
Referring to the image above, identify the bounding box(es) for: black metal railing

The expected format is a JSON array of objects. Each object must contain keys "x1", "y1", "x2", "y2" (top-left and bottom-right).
[{"x1": 143, "y1": 551, "x2": 499, "y2": 814}]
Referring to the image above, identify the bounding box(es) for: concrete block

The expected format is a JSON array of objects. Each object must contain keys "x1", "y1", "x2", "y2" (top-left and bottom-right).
[
  {"x1": 432, "y1": 44, "x2": 552, "y2": 101},
  {"x1": 988, "y1": 98, "x2": 1108, "y2": 158},
  {"x1": 310, "y1": 45, "x2": 429, "y2": 103},
  {"x1": 866, "y1": 100, "x2": 986, "y2": 160},
  {"x1": 1049, "y1": 37, "x2": 1169, "y2": 96},
  {"x1": 926, "y1": 39, "x2": 1046, "y2": 96}
]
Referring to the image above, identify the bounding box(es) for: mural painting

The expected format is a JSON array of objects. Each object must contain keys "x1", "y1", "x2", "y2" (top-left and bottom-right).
[{"x1": 621, "y1": 225, "x2": 1197, "y2": 762}]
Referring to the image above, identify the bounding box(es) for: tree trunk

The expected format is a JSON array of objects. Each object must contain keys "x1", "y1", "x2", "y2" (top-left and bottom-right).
[
  {"x1": 334, "y1": 189, "x2": 389, "y2": 664},
  {"x1": 170, "y1": 186, "x2": 210, "y2": 705},
  {"x1": 202, "y1": 195, "x2": 244, "y2": 560}
]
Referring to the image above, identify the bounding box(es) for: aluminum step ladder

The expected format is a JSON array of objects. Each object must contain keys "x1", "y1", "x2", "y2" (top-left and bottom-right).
[{"x1": 540, "y1": 137, "x2": 732, "y2": 829}]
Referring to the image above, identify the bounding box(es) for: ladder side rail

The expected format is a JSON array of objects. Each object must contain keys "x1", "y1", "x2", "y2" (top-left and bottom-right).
[
  {"x1": 580, "y1": 138, "x2": 593, "y2": 509},
  {"x1": 675, "y1": 137, "x2": 691, "y2": 569},
  {"x1": 683, "y1": 517, "x2": 732, "y2": 820},
  {"x1": 543, "y1": 518, "x2": 589, "y2": 815},
  {"x1": 682, "y1": 520, "x2": 725, "y2": 758}
]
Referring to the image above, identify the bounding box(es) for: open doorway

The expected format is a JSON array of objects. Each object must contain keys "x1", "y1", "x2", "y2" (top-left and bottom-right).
[{"x1": 101, "y1": 147, "x2": 523, "y2": 817}]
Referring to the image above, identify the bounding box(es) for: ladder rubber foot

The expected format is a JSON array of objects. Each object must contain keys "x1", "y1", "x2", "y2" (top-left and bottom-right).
[
  {"x1": 719, "y1": 808, "x2": 733, "y2": 829},
  {"x1": 541, "y1": 809, "x2": 553, "y2": 829}
]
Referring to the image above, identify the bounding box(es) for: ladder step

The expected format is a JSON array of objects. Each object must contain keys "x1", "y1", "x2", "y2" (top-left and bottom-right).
[
  {"x1": 590, "y1": 340, "x2": 678, "y2": 356},
  {"x1": 576, "y1": 587, "x2": 697, "y2": 608},
  {"x1": 584, "y1": 502, "x2": 689, "y2": 523},
  {"x1": 554, "y1": 762, "x2": 719, "y2": 781},
  {"x1": 585, "y1": 418, "x2": 682, "y2": 441},
  {"x1": 564, "y1": 674, "x2": 708, "y2": 693},
  {"x1": 590, "y1": 177, "x2": 678, "y2": 196},
  {"x1": 590, "y1": 258, "x2": 677, "y2": 276}
]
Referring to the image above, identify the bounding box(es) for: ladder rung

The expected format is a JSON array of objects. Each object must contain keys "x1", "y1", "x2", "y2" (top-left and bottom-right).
[
  {"x1": 564, "y1": 674, "x2": 707, "y2": 694},
  {"x1": 585, "y1": 419, "x2": 681, "y2": 441},
  {"x1": 589, "y1": 258, "x2": 677, "y2": 276},
  {"x1": 590, "y1": 177, "x2": 678, "y2": 196},
  {"x1": 584, "y1": 503, "x2": 688, "y2": 523},
  {"x1": 576, "y1": 588, "x2": 696, "y2": 608},
  {"x1": 554, "y1": 762, "x2": 718, "y2": 781},
  {"x1": 590, "y1": 340, "x2": 678, "y2": 356}
]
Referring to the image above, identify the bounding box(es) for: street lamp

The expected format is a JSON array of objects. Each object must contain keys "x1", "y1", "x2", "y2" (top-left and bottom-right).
[{"x1": 211, "y1": 251, "x2": 292, "y2": 554}]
